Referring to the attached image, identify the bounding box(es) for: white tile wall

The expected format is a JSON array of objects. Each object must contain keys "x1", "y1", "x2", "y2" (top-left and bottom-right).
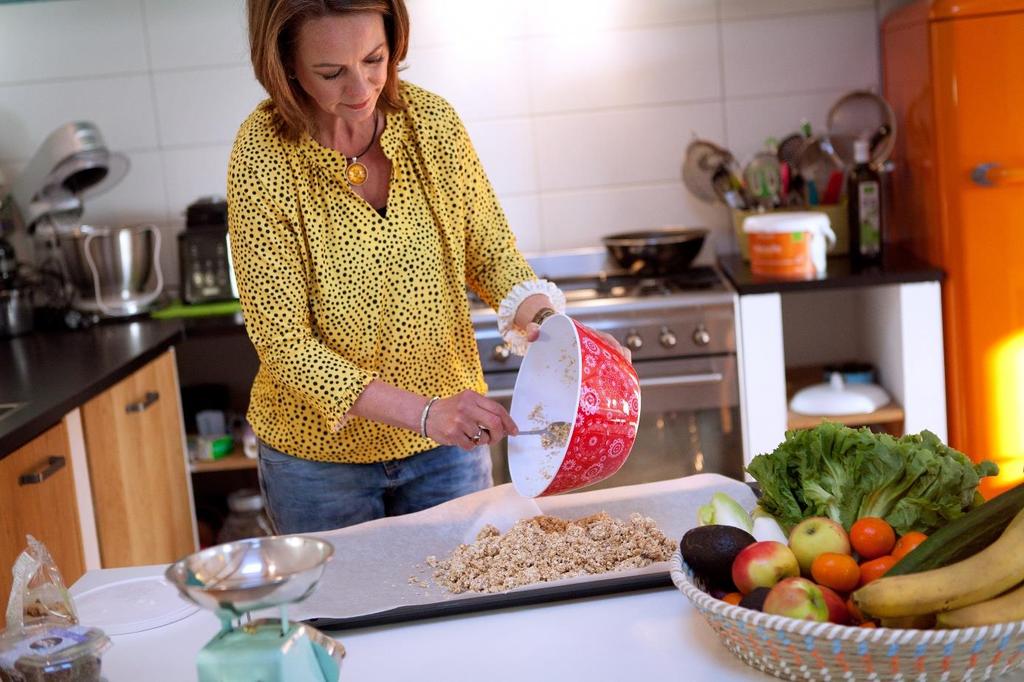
[
  {"x1": 527, "y1": 23, "x2": 721, "y2": 114},
  {"x1": 720, "y1": 0, "x2": 873, "y2": 21},
  {"x1": 0, "y1": 0, "x2": 147, "y2": 84},
  {"x1": 151, "y1": 66, "x2": 266, "y2": 147},
  {"x1": 0, "y1": 0, "x2": 886, "y2": 289},
  {"x1": 721, "y1": 9, "x2": 879, "y2": 98},
  {"x1": 534, "y1": 102, "x2": 725, "y2": 191},
  {"x1": 142, "y1": 0, "x2": 249, "y2": 70}
]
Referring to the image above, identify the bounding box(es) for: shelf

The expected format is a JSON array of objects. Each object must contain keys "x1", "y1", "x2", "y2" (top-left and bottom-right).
[
  {"x1": 189, "y1": 454, "x2": 258, "y2": 474},
  {"x1": 785, "y1": 365, "x2": 905, "y2": 433},
  {"x1": 717, "y1": 247, "x2": 945, "y2": 296}
]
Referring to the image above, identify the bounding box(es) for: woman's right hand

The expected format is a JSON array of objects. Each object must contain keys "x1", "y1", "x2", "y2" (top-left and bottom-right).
[{"x1": 425, "y1": 390, "x2": 518, "y2": 450}]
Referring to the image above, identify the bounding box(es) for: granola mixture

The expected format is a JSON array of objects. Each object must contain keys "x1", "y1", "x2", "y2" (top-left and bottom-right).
[
  {"x1": 540, "y1": 421, "x2": 571, "y2": 450},
  {"x1": 426, "y1": 512, "x2": 675, "y2": 594}
]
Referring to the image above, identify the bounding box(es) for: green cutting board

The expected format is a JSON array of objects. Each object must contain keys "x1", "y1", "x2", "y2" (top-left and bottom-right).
[{"x1": 152, "y1": 300, "x2": 242, "y2": 319}]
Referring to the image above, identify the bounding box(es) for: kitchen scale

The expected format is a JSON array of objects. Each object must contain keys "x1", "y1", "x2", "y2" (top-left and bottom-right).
[{"x1": 165, "y1": 535, "x2": 343, "y2": 682}]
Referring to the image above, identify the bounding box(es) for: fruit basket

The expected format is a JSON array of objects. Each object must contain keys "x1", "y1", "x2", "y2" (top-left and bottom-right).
[{"x1": 670, "y1": 551, "x2": 1024, "y2": 681}]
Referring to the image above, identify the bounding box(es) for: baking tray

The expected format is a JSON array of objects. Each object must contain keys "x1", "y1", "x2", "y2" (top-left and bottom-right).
[
  {"x1": 306, "y1": 570, "x2": 672, "y2": 631},
  {"x1": 288, "y1": 476, "x2": 758, "y2": 632}
]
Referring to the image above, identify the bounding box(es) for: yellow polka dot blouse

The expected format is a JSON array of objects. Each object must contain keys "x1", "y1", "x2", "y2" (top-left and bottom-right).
[{"x1": 227, "y1": 82, "x2": 536, "y2": 463}]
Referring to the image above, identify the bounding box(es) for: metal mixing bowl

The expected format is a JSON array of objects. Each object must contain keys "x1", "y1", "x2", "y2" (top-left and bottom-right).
[{"x1": 165, "y1": 536, "x2": 334, "y2": 617}]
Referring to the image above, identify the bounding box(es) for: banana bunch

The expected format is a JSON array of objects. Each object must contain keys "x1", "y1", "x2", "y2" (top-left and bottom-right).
[{"x1": 852, "y1": 508, "x2": 1024, "y2": 628}]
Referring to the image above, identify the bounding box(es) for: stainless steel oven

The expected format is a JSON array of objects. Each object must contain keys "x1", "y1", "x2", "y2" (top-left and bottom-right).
[{"x1": 472, "y1": 264, "x2": 743, "y2": 492}]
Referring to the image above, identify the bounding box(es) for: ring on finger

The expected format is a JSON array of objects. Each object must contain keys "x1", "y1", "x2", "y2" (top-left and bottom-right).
[{"x1": 471, "y1": 426, "x2": 484, "y2": 443}]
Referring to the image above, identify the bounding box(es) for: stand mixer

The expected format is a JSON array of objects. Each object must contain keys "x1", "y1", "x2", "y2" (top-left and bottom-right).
[{"x1": 165, "y1": 536, "x2": 344, "y2": 682}]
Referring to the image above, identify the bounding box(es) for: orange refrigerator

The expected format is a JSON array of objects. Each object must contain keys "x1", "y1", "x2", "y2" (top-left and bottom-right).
[{"x1": 882, "y1": 0, "x2": 1024, "y2": 496}]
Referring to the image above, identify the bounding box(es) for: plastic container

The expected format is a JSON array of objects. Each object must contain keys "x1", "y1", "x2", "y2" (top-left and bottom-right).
[
  {"x1": 731, "y1": 202, "x2": 848, "y2": 258},
  {"x1": 217, "y1": 488, "x2": 273, "y2": 543},
  {"x1": 0, "y1": 625, "x2": 110, "y2": 682},
  {"x1": 742, "y1": 211, "x2": 836, "y2": 279}
]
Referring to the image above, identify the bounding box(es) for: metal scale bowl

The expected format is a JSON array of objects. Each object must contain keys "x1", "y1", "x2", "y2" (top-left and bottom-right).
[{"x1": 165, "y1": 536, "x2": 343, "y2": 682}]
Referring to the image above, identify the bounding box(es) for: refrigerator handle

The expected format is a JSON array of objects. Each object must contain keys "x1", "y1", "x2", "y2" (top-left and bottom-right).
[{"x1": 971, "y1": 163, "x2": 1024, "y2": 187}]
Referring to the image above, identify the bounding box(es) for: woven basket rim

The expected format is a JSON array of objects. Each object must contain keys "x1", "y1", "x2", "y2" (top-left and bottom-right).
[{"x1": 669, "y1": 549, "x2": 1024, "y2": 644}]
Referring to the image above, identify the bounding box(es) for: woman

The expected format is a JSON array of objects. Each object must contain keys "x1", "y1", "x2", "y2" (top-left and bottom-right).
[{"x1": 229, "y1": 0, "x2": 626, "y2": 533}]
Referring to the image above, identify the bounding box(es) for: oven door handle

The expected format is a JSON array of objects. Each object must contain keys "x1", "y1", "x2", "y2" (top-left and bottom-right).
[
  {"x1": 639, "y1": 372, "x2": 723, "y2": 388},
  {"x1": 487, "y1": 371, "x2": 724, "y2": 399},
  {"x1": 486, "y1": 388, "x2": 515, "y2": 399}
]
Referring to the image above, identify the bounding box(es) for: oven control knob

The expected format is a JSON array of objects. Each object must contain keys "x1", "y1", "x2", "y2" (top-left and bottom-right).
[
  {"x1": 492, "y1": 343, "x2": 511, "y2": 362},
  {"x1": 692, "y1": 325, "x2": 711, "y2": 347},
  {"x1": 625, "y1": 331, "x2": 644, "y2": 352},
  {"x1": 659, "y1": 327, "x2": 677, "y2": 349}
]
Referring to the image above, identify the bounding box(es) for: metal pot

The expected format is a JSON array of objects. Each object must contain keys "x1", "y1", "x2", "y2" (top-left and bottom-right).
[
  {"x1": 0, "y1": 286, "x2": 34, "y2": 338},
  {"x1": 57, "y1": 223, "x2": 163, "y2": 316},
  {"x1": 602, "y1": 228, "x2": 708, "y2": 277}
]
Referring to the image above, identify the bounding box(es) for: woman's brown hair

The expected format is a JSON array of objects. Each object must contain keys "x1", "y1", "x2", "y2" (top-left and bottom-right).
[{"x1": 247, "y1": 0, "x2": 409, "y2": 141}]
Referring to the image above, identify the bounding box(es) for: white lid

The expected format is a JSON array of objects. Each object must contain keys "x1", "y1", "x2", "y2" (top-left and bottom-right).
[
  {"x1": 72, "y1": 575, "x2": 198, "y2": 635},
  {"x1": 743, "y1": 211, "x2": 831, "y2": 234},
  {"x1": 789, "y1": 373, "x2": 890, "y2": 416}
]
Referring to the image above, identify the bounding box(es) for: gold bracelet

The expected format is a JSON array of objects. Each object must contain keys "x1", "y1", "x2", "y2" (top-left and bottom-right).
[{"x1": 531, "y1": 307, "x2": 557, "y2": 326}]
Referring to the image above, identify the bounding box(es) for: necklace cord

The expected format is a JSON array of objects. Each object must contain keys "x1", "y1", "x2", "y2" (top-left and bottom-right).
[{"x1": 349, "y1": 112, "x2": 379, "y2": 161}]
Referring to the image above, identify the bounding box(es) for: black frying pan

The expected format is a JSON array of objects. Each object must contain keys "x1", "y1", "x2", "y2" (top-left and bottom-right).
[{"x1": 602, "y1": 228, "x2": 708, "y2": 278}]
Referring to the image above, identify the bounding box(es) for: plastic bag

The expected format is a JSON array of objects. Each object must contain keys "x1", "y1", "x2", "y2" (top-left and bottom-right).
[{"x1": 3, "y1": 536, "x2": 78, "y2": 637}]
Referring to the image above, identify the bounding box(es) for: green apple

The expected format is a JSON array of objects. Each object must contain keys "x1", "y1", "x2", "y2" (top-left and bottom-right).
[{"x1": 788, "y1": 517, "x2": 851, "y2": 575}]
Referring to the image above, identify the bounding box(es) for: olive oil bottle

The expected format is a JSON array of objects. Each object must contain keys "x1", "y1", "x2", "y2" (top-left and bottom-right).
[{"x1": 847, "y1": 139, "x2": 883, "y2": 264}]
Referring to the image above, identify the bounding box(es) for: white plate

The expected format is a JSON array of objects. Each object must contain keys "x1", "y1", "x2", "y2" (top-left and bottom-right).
[{"x1": 73, "y1": 575, "x2": 199, "y2": 635}]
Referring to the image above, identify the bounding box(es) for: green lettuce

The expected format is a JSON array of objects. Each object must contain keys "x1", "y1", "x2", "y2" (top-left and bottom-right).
[{"x1": 746, "y1": 423, "x2": 998, "y2": 534}]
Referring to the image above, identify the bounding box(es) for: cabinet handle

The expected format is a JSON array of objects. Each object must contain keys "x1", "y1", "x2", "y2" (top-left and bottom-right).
[
  {"x1": 126, "y1": 390, "x2": 160, "y2": 413},
  {"x1": 19, "y1": 456, "x2": 66, "y2": 485},
  {"x1": 971, "y1": 163, "x2": 1024, "y2": 187}
]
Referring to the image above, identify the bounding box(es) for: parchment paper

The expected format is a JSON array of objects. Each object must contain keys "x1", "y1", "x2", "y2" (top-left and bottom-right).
[{"x1": 289, "y1": 473, "x2": 756, "y2": 621}]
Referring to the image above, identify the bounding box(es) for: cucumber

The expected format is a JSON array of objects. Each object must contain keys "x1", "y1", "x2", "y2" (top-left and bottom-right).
[{"x1": 887, "y1": 480, "x2": 1024, "y2": 576}]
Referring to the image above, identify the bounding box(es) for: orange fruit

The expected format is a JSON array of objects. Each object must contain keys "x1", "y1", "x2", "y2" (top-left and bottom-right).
[
  {"x1": 859, "y1": 621, "x2": 878, "y2": 628},
  {"x1": 859, "y1": 555, "x2": 897, "y2": 585},
  {"x1": 722, "y1": 592, "x2": 743, "y2": 605},
  {"x1": 810, "y1": 552, "x2": 861, "y2": 592},
  {"x1": 892, "y1": 531, "x2": 928, "y2": 561},
  {"x1": 850, "y1": 517, "x2": 896, "y2": 560}
]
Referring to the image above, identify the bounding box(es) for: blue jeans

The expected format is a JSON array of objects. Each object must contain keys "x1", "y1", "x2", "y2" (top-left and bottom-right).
[{"x1": 257, "y1": 440, "x2": 493, "y2": 533}]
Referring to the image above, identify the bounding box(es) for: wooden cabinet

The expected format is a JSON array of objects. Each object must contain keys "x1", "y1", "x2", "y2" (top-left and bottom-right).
[
  {"x1": 0, "y1": 419, "x2": 85, "y2": 628},
  {"x1": 81, "y1": 350, "x2": 196, "y2": 567}
]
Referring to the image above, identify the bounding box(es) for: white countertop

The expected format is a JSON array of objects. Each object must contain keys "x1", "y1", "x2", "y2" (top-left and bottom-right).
[{"x1": 71, "y1": 564, "x2": 770, "y2": 681}]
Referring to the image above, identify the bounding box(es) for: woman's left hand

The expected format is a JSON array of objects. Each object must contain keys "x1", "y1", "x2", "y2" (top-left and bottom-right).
[
  {"x1": 516, "y1": 295, "x2": 631, "y2": 363},
  {"x1": 526, "y1": 322, "x2": 631, "y2": 363}
]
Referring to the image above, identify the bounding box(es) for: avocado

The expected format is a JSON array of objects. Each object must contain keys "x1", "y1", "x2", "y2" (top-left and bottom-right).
[
  {"x1": 680, "y1": 525, "x2": 756, "y2": 591},
  {"x1": 739, "y1": 587, "x2": 770, "y2": 612}
]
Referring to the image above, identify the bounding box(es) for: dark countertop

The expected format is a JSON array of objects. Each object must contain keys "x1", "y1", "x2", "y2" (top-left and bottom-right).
[
  {"x1": 0, "y1": 318, "x2": 185, "y2": 459},
  {"x1": 718, "y1": 247, "x2": 945, "y2": 295}
]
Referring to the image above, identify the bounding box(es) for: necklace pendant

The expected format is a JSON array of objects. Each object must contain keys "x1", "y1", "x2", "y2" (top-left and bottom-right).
[{"x1": 346, "y1": 159, "x2": 368, "y2": 186}]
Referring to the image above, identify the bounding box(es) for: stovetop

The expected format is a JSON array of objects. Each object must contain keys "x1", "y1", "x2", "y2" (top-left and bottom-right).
[
  {"x1": 554, "y1": 266, "x2": 725, "y2": 304},
  {"x1": 469, "y1": 263, "x2": 734, "y2": 319},
  {"x1": 470, "y1": 256, "x2": 737, "y2": 370}
]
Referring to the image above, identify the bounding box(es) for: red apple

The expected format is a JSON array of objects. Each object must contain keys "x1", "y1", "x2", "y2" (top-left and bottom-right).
[
  {"x1": 763, "y1": 577, "x2": 829, "y2": 622},
  {"x1": 731, "y1": 541, "x2": 800, "y2": 594},
  {"x1": 788, "y1": 517, "x2": 851, "y2": 575},
  {"x1": 818, "y1": 585, "x2": 852, "y2": 625}
]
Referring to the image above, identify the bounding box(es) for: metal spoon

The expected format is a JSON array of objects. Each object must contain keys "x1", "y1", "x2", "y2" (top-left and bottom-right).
[
  {"x1": 513, "y1": 421, "x2": 572, "y2": 449},
  {"x1": 515, "y1": 421, "x2": 570, "y2": 437}
]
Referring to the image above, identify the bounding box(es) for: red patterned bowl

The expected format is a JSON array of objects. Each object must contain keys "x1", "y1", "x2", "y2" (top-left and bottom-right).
[{"x1": 508, "y1": 313, "x2": 641, "y2": 497}]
